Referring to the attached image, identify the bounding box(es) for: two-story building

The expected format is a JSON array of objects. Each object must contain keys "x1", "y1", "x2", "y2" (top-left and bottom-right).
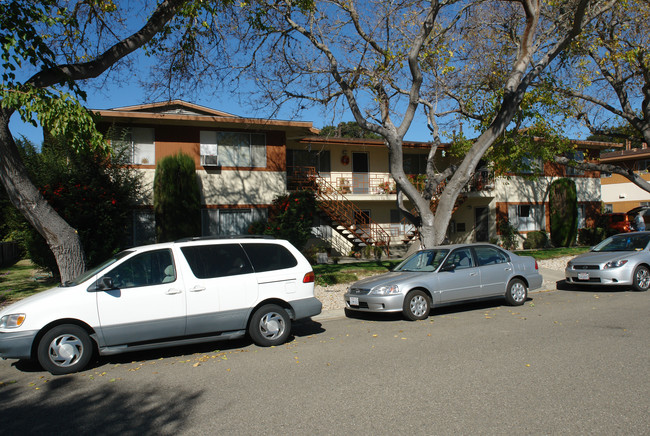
[
  {"x1": 95, "y1": 100, "x2": 613, "y2": 253},
  {"x1": 600, "y1": 142, "x2": 650, "y2": 214}
]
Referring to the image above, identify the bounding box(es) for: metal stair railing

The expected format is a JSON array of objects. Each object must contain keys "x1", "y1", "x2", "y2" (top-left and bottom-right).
[{"x1": 288, "y1": 166, "x2": 391, "y2": 255}]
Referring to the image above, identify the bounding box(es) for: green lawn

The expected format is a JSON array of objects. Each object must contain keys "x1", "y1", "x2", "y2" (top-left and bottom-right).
[{"x1": 0, "y1": 260, "x2": 57, "y2": 306}]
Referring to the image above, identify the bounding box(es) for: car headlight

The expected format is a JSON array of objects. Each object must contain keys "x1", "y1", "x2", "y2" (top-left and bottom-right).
[
  {"x1": 369, "y1": 284, "x2": 401, "y2": 295},
  {"x1": 0, "y1": 313, "x2": 26, "y2": 329},
  {"x1": 604, "y1": 260, "x2": 628, "y2": 269}
]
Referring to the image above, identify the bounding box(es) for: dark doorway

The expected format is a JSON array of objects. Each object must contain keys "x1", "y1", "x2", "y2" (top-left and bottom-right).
[
  {"x1": 475, "y1": 207, "x2": 489, "y2": 242},
  {"x1": 352, "y1": 152, "x2": 369, "y2": 194}
]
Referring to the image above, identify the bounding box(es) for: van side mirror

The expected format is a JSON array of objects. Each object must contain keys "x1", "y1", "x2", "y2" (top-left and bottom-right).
[{"x1": 88, "y1": 276, "x2": 115, "y2": 292}]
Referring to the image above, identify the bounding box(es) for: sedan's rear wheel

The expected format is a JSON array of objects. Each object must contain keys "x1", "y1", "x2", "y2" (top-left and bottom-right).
[
  {"x1": 37, "y1": 324, "x2": 93, "y2": 375},
  {"x1": 402, "y1": 290, "x2": 430, "y2": 321},
  {"x1": 632, "y1": 265, "x2": 650, "y2": 292},
  {"x1": 505, "y1": 279, "x2": 527, "y2": 306}
]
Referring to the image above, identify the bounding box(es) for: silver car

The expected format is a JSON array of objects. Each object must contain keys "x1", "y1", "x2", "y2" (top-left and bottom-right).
[
  {"x1": 565, "y1": 232, "x2": 650, "y2": 291},
  {"x1": 344, "y1": 243, "x2": 543, "y2": 321}
]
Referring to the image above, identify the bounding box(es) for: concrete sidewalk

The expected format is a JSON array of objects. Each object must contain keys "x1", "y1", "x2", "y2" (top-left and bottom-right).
[{"x1": 313, "y1": 267, "x2": 565, "y2": 322}]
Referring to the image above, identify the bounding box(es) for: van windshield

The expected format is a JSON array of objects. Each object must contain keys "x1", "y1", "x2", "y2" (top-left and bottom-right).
[{"x1": 62, "y1": 250, "x2": 134, "y2": 287}]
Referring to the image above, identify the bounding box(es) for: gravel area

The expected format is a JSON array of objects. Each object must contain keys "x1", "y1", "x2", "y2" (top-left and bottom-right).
[{"x1": 315, "y1": 255, "x2": 573, "y2": 312}]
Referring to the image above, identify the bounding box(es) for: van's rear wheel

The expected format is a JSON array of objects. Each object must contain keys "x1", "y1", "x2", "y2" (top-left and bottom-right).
[{"x1": 249, "y1": 304, "x2": 291, "y2": 346}]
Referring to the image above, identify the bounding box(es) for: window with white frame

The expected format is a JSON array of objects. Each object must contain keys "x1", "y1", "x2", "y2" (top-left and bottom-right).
[
  {"x1": 603, "y1": 204, "x2": 613, "y2": 213},
  {"x1": 110, "y1": 127, "x2": 155, "y2": 165},
  {"x1": 202, "y1": 208, "x2": 268, "y2": 236},
  {"x1": 508, "y1": 204, "x2": 545, "y2": 231},
  {"x1": 200, "y1": 131, "x2": 266, "y2": 167}
]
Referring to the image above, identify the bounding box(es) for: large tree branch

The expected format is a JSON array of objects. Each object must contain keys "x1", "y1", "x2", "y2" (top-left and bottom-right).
[{"x1": 554, "y1": 155, "x2": 650, "y2": 192}]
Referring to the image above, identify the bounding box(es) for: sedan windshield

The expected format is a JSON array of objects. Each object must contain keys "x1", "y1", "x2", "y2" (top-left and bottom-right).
[
  {"x1": 592, "y1": 234, "x2": 650, "y2": 252},
  {"x1": 394, "y1": 249, "x2": 449, "y2": 272}
]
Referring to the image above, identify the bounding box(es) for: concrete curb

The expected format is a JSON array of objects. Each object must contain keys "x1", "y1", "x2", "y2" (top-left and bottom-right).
[{"x1": 312, "y1": 267, "x2": 566, "y2": 322}]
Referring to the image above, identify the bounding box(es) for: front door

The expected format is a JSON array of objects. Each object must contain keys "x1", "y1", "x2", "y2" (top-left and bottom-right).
[
  {"x1": 475, "y1": 207, "x2": 489, "y2": 242},
  {"x1": 437, "y1": 247, "x2": 482, "y2": 302},
  {"x1": 352, "y1": 152, "x2": 369, "y2": 194},
  {"x1": 96, "y1": 249, "x2": 186, "y2": 346}
]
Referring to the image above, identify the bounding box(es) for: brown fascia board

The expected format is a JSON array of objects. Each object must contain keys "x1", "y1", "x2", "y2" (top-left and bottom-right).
[
  {"x1": 298, "y1": 135, "x2": 442, "y2": 149},
  {"x1": 108, "y1": 100, "x2": 238, "y2": 117},
  {"x1": 531, "y1": 136, "x2": 623, "y2": 151},
  {"x1": 601, "y1": 147, "x2": 650, "y2": 162},
  {"x1": 94, "y1": 109, "x2": 317, "y2": 134}
]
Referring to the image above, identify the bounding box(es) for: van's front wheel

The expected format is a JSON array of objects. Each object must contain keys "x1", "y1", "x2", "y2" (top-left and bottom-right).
[
  {"x1": 37, "y1": 324, "x2": 93, "y2": 375},
  {"x1": 249, "y1": 304, "x2": 291, "y2": 346}
]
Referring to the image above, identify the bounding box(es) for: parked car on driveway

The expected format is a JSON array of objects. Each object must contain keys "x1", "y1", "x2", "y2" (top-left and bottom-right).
[
  {"x1": 344, "y1": 243, "x2": 543, "y2": 321},
  {"x1": 565, "y1": 231, "x2": 650, "y2": 291},
  {"x1": 601, "y1": 213, "x2": 633, "y2": 233},
  {"x1": 0, "y1": 236, "x2": 321, "y2": 374}
]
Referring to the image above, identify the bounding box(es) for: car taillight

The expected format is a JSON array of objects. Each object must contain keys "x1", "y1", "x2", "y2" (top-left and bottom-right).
[
  {"x1": 303, "y1": 271, "x2": 315, "y2": 283},
  {"x1": 535, "y1": 260, "x2": 539, "y2": 270}
]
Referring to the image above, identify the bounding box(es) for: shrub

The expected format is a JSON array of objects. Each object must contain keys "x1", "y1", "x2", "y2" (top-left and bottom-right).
[
  {"x1": 248, "y1": 190, "x2": 317, "y2": 250},
  {"x1": 549, "y1": 178, "x2": 577, "y2": 247},
  {"x1": 577, "y1": 227, "x2": 608, "y2": 246},
  {"x1": 154, "y1": 153, "x2": 201, "y2": 242},
  {"x1": 523, "y1": 231, "x2": 548, "y2": 249},
  {"x1": 498, "y1": 218, "x2": 519, "y2": 250}
]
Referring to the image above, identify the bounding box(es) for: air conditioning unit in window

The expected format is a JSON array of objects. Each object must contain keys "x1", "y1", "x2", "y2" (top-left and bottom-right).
[{"x1": 201, "y1": 155, "x2": 219, "y2": 166}]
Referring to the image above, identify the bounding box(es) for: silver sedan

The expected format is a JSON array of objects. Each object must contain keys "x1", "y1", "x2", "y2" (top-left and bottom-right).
[
  {"x1": 565, "y1": 232, "x2": 650, "y2": 291},
  {"x1": 344, "y1": 243, "x2": 543, "y2": 321}
]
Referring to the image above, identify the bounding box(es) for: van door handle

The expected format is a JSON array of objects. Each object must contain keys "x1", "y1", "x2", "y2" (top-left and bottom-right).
[
  {"x1": 166, "y1": 288, "x2": 182, "y2": 295},
  {"x1": 189, "y1": 285, "x2": 206, "y2": 292}
]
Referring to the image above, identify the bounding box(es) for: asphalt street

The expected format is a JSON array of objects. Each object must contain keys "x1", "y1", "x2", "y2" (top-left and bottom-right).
[{"x1": 0, "y1": 285, "x2": 648, "y2": 435}]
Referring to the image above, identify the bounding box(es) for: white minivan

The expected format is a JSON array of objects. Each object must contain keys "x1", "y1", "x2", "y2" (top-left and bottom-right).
[{"x1": 0, "y1": 237, "x2": 321, "y2": 374}]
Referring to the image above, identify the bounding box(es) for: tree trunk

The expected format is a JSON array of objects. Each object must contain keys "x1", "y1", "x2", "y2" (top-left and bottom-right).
[{"x1": 0, "y1": 113, "x2": 85, "y2": 282}]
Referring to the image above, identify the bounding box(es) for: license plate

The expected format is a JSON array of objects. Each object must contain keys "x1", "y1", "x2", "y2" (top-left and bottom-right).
[
  {"x1": 350, "y1": 296, "x2": 359, "y2": 306},
  {"x1": 578, "y1": 272, "x2": 590, "y2": 281}
]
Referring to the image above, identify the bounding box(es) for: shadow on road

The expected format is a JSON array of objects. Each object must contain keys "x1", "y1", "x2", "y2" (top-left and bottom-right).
[
  {"x1": 556, "y1": 279, "x2": 631, "y2": 293},
  {"x1": 0, "y1": 375, "x2": 203, "y2": 435}
]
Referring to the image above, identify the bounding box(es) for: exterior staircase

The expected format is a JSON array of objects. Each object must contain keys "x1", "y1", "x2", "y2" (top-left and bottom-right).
[{"x1": 288, "y1": 167, "x2": 391, "y2": 255}]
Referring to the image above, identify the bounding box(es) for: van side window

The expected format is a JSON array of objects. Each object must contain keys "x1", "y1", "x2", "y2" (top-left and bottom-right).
[
  {"x1": 105, "y1": 249, "x2": 174, "y2": 289},
  {"x1": 242, "y1": 243, "x2": 298, "y2": 272},
  {"x1": 181, "y1": 244, "x2": 254, "y2": 279}
]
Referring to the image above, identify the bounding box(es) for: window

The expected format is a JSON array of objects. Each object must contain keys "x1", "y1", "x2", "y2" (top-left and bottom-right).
[
  {"x1": 132, "y1": 211, "x2": 155, "y2": 246},
  {"x1": 474, "y1": 246, "x2": 509, "y2": 266},
  {"x1": 104, "y1": 249, "x2": 174, "y2": 289},
  {"x1": 508, "y1": 204, "x2": 545, "y2": 231},
  {"x1": 242, "y1": 243, "x2": 298, "y2": 272},
  {"x1": 200, "y1": 131, "x2": 266, "y2": 167},
  {"x1": 577, "y1": 204, "x2": 586, "y2": 229},
  {"x1": 403, "y1": 154, "x2": 427, "y2": 175},
  {"x1": 565, "y1": 150, "x2": 585, "y2": 176},
  {"x1": 202, "y1": 209, "x2": 267, "y2": 236},
  {"x1": 288, "y1": 149, "x2": 331, "y2": 173},
  {"x1": 603, "y1": 204, "x2": 613, "y2": 213},
  {"x1": 637, "y1": 159, "x2": 650, "y2": 172},
  {"x1": 181, "y1": 244, "x2": 254, "y2": 279},
  {"x1": 518, "y1": 156, "x2": 543, "y2": 174},
  {"x1": 444, "y1": 248, "x2": 475, "y2": 270},
  {"x1": 110, "y1": 127, "x2": 155, "y2": 165}
]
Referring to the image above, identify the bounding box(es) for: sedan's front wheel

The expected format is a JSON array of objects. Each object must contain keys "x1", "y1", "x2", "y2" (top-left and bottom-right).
[
  {"x1": 632, "y1": 265, "x2": 650, "y2": 292},
  {"x1": 402, "y1": 290, "x2": 430, "y2": 321}
]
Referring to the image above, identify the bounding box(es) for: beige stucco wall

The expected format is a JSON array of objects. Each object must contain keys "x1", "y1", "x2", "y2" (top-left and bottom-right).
[
  {"x1": 494, "y1": 176, "x2": 601, "y2": 203},
  {"x1": 135, "y1": 169, "x2": 286, "y2": 206}
]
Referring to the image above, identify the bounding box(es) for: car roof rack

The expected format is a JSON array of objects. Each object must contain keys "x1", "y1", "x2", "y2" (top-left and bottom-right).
[{"x1": 174, "y1": 235, "x2": 276, "y2": 243}]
